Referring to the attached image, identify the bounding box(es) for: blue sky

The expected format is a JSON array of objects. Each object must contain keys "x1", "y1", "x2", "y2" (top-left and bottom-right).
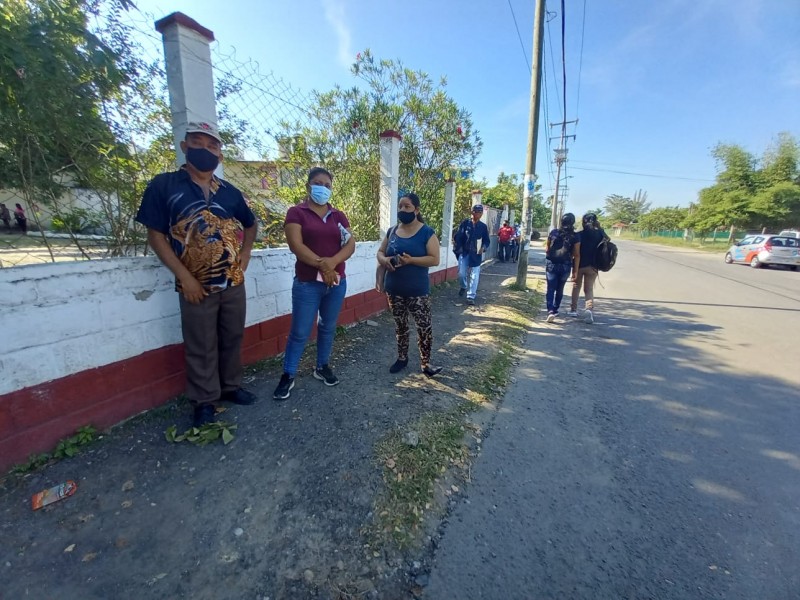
[{"x1": 133, "y1": 0, "x2": 800, "y2": 217}]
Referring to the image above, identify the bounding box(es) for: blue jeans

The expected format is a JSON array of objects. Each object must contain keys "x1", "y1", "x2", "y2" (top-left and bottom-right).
[
  {"x1": 545, "y1": 261, "x2": 572, "y2": 314},
  {"x1": 458, "y1": 255, "x2": 481, "y2": 300},
  {"x1": 283, "y1": 278, "x2": 347, "y2": 376}
]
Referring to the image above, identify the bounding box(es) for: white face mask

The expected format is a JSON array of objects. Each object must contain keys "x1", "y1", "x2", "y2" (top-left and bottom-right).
[{"x1": 309, "y1": 185, "x2": 331, "y2": 205}]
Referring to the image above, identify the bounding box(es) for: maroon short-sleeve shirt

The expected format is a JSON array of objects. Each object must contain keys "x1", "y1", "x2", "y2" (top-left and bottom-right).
[{"x1": 285, "y1": 201, "x2": 351, "y2": 282}]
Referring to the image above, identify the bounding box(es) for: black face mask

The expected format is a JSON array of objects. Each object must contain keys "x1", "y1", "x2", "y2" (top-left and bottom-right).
[
  {"x1": 397, "y1": 210, "x2": 417, "y2": 224},
  {"x1": 186, "y1": 147, "x2": 220, "y2": 172}
]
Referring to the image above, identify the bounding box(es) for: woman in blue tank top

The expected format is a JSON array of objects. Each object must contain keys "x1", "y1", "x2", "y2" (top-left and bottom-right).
[{"x1": 376, "y1": 193, "x2": 443, "y2": 377}]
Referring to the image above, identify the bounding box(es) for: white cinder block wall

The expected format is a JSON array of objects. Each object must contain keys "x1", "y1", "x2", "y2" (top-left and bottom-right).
[{"x1": 0, "y1": 243, "x2": 451, "y2": 396}]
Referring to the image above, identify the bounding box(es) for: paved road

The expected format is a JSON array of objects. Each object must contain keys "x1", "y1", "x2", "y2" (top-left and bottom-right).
[{"x1": 425, "y1": 240, "x2": 800, "y2": 599}]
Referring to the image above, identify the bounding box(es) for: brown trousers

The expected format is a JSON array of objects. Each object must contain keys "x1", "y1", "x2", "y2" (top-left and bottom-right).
[{"x1": 179, "y1": 283, "x2": 246, "y2": 406}]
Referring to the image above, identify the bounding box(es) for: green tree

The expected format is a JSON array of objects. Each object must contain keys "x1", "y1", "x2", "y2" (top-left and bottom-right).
[
  {"x1": 0, "y1": 0, "x2": 171, "y2": 257},
  {"x1": 603, "y1": 191, "x2": 650, "y2": 224},
  {"x1": 274, "y1": 49, "x2": 482, "y2": 240},
  {"x1": 638, "y1": 206, "x2": 689, "y2": 231},
  {"x1": 686, "y1": 134, "x2": 800, "y2": 239}
]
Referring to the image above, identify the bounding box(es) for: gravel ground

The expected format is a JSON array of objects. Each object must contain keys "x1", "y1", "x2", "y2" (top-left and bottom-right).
[{"x1": 0, "y1": 257, "x2": 536, "y2": 600}]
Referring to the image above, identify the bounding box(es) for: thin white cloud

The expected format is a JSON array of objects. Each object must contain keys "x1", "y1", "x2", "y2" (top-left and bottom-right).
[{"x1": 322, "y1": 0, "x2": 354, "y2": 69}]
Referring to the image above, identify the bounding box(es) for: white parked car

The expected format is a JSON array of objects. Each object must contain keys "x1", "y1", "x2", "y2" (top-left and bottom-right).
[{"x1": 724, "y1": 234, "x2": 800, "y2": 270}]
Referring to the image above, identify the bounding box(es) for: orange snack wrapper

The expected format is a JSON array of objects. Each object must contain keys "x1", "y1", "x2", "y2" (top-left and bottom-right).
[{"x1": 31, "y1": 481, "x2": 77, "y2": 510}]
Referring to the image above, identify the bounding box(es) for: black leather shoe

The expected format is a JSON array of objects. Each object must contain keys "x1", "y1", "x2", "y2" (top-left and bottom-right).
[
  {"x1": 389, "y1": 358, "x2": 408, "y2": 373},
  {"x1": 422, "y1": 365, "x2": 443, "y2": 378},
  {"x1": 193, "y1": 404, "x2": 216, "y2": 428},
  {"x1": 221, "y1": 388, "x2": 257, "y2": 405}
]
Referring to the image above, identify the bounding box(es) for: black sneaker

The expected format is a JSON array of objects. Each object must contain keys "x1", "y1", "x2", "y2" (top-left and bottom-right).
[
  {"x1": 458, "y1": 287, "x2": 465, "y2": 297},
  {"x1": 467, "y1": 298, "x2": 475, "y2": 306},
  {"x1": 221, "y1": 388, "x2": 257, "y2": 405},
  {"x1": 389, "y1": 358, "x2": 408, "y2": 373},
  {"x1": 273, "y1": 373, "x2": 295, "y2": 400},
  {"x1": 313, "y1": 365, "x2": 340, "y2": 386},
  {"x1": 193, "y1": 404, "x2": 216, "y2": 428}
]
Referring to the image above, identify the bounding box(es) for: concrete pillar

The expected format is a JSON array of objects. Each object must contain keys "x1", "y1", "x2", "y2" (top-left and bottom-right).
[
  {"x1": 379, "y1": 130, "x2": 402, "y2": 237},
  {"x1": 155, "y1": 13, "x2": 221, "y2": 175},
  {"x1": 442, "y1": 179, "x2": 456, "y2": 272}
]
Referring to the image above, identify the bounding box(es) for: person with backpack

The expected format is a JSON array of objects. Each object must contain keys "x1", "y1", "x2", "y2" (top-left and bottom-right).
[
  {"x1": 568, "y1": 213, "x2": 606, "y2": 324},
  {"x1": 544, "y1": 213, "x2": 580, "y2": 323}
]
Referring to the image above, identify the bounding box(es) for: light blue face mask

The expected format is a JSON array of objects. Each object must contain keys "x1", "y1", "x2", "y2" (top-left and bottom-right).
[{"x1": 309, "y1": 185, "x2": 331, "y2": 205}]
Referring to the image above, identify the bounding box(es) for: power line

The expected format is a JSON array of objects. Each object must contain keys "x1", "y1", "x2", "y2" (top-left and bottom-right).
[
  {"x1": 560, "y1": 0, "x2": 567, "y2": 135},
  {"x1": 545, "y1": 9, "x2": 563, "y2": 122},
  {"x1": 507, "y1": 0, "x2": 531, "y2": 73},
  {"x1": 575, "y1": 0, "x2": 586, "y2": 118},
  {"x1": 569, "y1": 166, "x2": 715, "y2": 182}
]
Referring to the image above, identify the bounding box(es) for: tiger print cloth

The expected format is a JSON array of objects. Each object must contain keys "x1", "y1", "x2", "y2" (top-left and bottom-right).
[{"x1": 387, "y1": 294, "x2": 433, "y2": 366}]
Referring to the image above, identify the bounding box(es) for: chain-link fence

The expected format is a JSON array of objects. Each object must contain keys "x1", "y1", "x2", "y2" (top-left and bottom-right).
[{"x1": 0, "y1": 6, "x2": 385, "y2": 268}]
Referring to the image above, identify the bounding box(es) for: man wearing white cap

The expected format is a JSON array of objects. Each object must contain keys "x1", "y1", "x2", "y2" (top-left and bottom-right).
[{"x1": 136, "y1": 121, "x2": 258, "y2": 427}]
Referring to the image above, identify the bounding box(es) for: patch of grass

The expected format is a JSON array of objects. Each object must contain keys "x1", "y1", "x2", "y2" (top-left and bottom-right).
[
  {"x1": 369, "y1": 284, "x2": 542, "y2": 549},
  {"x1": 10, "y1": 426, "x2": 98, "y2": 475},
  {"x1": 244, "y1": 355, "x2": 283, "y2": 376},
  {"x1": 620, "y1": 233, "x2": 731, "y2": 254},
  {"x1": 369, "y1": 409, "x2": 472, "y2": 547}
]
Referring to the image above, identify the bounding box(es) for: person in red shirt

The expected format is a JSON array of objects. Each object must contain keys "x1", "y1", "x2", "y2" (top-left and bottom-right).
[
  {"x1": 497, "y1": 220, "x2": 515, "y2": 262},
  {"x1": 272, "y1": 167, "x2": 356, "y2": 400}
]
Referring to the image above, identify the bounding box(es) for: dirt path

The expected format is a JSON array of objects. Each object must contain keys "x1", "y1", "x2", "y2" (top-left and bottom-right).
[{"x1": 0, "y1": 256, "x2": 541, "y2": 600}]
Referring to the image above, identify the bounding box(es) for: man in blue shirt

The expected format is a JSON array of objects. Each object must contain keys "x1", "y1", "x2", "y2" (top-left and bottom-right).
[
  {"x1": 136, "y1": 121, "x2": 259, "y2": 427},
  {"x1": 452, "y1": 204, "x2": 491, "y2": 305}
]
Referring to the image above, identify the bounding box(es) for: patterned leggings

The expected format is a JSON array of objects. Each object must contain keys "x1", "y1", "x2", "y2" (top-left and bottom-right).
[{"x1": 387, "y1": 294, "x2": 433, "y2": 367}]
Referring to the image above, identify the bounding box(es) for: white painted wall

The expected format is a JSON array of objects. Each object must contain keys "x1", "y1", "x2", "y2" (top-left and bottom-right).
[{"x1": 0, "y1": 243, "x2": 450, "y2": 396}]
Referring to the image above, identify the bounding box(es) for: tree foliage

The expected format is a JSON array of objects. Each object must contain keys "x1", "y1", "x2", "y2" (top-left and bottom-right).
[
  {"x1": 685, "y1": 133, "x2": 800, "y2": 236},
  {"x1": 637, "y1": 206, "x2": 688, "y2": 231},
  {"x1": 274, "y1": 49, "x2": 482, "y2": 240},
  {"x1": 0, "y1": 0, "x2": 170, "y2": 257},
  {"x1": 603, "y1": 191, "x2": 651, "y2": 225}
]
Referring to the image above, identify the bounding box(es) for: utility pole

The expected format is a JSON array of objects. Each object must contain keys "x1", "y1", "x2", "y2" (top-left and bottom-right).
[
  {"x1": 548, "y1": 123, "x2": 576, "y2": 230},
  {"x1": 516, "y1": 0, "x2": 546, "y2": 287}
]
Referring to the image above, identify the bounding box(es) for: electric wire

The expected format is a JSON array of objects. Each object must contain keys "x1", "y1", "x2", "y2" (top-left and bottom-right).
[
  {"x1": 569, "y1": 166, "x2": 715, "y2": 182},
  {"x1": 575, "y1": 0, "x2": 586, "y2": 119},
  {"x1": 507, "y1": 0, "x2": 531, "y2": 73}
]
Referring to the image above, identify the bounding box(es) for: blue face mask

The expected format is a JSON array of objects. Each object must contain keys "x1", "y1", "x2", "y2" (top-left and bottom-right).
[
  {"x1": 309, "y1": 185, "x2": 331, "y2": 205},
  {"x1": 185, "y1": 147, "x2": 220, "y2": 173}
]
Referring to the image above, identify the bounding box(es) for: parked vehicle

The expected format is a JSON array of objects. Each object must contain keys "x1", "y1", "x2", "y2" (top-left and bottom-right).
[
  {"x1": 779, "y1": 229, "x2": 799, "y2": 239},
  {"x1": 724, "y1": 235, "x2": 800, "y2": 270}
]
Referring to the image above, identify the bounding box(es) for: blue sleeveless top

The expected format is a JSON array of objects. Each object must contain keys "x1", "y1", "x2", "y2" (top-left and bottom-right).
[{"x1": 384, "y1": 224, "x2": 435, "y2": 297}]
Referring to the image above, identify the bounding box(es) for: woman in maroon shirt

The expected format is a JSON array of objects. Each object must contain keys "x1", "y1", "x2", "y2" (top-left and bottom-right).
[{"x1": 273, "y1": 167, "x2": 356, "y2": 400}]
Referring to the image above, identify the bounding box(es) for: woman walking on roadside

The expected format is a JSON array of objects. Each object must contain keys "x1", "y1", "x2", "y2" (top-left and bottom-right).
[
  {"x1": 272, "y1": 167, "x2": 356, "y2": 400},
  {"x1": 544, "y1": 213, "x2": 580, "y2": 323},
  {"x1": 376, "y1": 193, "x2": 443, "y2": 377},
  {"x1": 568, "y1": 213, "x2": 605, "y2": 324}
]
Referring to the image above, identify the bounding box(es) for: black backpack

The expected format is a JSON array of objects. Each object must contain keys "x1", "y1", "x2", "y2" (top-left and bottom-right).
[
  {"x1": 596, "y1": 236, "x2": 618, "y2": 272},
  {"x1": 546, "y1": 229, "x2": 575, "y2": 263}
]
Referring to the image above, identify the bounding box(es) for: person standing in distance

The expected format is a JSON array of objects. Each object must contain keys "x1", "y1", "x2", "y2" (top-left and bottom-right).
[
  {"x1": 452, "y1": 204, "x2": 491, "y2": 306},
  {"x1": 544, "y1": 212, "x2": 580, "y2": 323},
  {"x1": 568, "y1": 213, "x2": 605, "y2": 324},
  {"x1": 272, "y1": 167, "x2": 356, "y2": 401},
  {"x1": 497, "y1": 220, "x2": 515, "y2": 263},
  {"x1": 136, "y1": 121, "x2": 258, "y2": 428}
]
